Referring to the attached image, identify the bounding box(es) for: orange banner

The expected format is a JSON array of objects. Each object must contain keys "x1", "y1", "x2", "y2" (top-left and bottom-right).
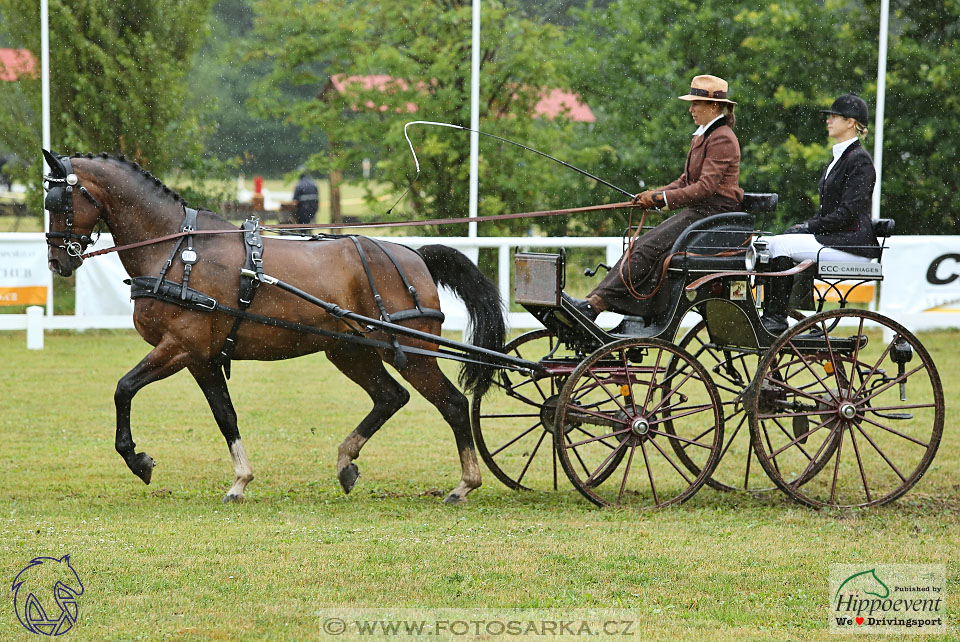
[{"x1": 0, "y1": 286, "x2": 48, "y2": 306}]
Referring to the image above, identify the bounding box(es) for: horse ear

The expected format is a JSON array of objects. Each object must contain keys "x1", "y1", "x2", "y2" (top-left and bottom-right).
[
  {"x1": 42, "y1": 149, "x2": 65, "y2": 177},
  {"x1": 59, "y1": 554, "x2": 71, "y2": 563}
]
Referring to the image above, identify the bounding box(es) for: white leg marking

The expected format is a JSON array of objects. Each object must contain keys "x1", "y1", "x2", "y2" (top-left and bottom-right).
[{"x1": 226, "y1": 439, "x2": 254, "y2": 500}]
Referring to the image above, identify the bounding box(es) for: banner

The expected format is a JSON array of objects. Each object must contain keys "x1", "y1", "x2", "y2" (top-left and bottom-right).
[
  {"x1": 74, "y1": 234, "x2": 135, "y2": 317},
  {"x1": 880, "y1": 237, "x2": 960, "y2": 314},
  {"x1": 0, "y1": 235, "x2": 51, "y2": 306}
]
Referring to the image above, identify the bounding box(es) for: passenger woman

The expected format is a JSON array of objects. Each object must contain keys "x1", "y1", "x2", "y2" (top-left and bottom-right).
[{"x1": 759, "y1": 93, "x2": 879, "y2": 334}]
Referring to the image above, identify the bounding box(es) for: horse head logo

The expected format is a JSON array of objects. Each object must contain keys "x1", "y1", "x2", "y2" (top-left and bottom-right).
[{"x1": 12, "y1": 555, "x2": 84, "y2": 636}]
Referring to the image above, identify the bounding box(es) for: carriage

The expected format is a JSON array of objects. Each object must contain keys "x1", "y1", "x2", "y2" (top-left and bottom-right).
[
  {"x1": 470, "y1": 193, "x2": 943, "y2": 510},
  {"x1": 42, "y1": 151, "x2": 942, "y2": 510}
]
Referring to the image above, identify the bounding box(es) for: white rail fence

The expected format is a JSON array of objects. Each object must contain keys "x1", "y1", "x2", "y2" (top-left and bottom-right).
[{"x1": 3, "y1": 234, "x2": 960, "y2": 346}]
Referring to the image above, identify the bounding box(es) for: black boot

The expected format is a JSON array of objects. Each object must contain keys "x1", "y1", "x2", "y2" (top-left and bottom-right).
[
  {"x1": 562, "y1": 293, "x2": 599, "y2": 321},
  {"x1": 761, "y1": 258, "x2": 794, "y2": 335}
]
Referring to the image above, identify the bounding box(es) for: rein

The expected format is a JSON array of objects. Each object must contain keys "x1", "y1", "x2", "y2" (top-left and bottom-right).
[{"x1": 79, "y1": 201, "x2": 643, "y2": 260}]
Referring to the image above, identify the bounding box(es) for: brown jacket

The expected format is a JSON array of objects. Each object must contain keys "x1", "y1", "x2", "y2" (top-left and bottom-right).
[{"x1": 659, "y1": 117, "x2": 743, "y2": 209}]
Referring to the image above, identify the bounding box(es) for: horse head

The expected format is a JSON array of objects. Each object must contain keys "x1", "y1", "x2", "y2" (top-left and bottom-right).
[{"x1": 42, "y1": 149, "x2": 107, "y2": 277}]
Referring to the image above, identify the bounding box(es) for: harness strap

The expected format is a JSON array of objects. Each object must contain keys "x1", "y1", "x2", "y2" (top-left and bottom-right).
[
  {"x1": 179, "y1": 207, "x2": 199, "y2": 299},
  {"x1": 349, "y1": 236, "x2": 408, "y2": 368},
  {"x1": 365, "y1": 237, "x2": 426, "y2": 313},
  {"x1": 218, "y1": 217, "x2": 265, "y2": 377}
]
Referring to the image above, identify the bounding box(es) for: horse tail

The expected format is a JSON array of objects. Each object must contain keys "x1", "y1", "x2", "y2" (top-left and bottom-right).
[{"x1": 419, "y1": 244, "x2": 505, "y2": 398}]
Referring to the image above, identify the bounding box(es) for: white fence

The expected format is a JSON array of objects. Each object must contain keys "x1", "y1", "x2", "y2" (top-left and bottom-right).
[{"x1": 3, "y1": 233, "x2": 960, "y2": 341}]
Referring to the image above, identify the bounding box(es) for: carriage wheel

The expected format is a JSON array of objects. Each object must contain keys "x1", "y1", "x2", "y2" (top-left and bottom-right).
[
  {"x1": 667, "y1": 320, "x2": 773, "y2": 492},
  {"x1": 748, "y1": 309, "x2": 944, "y2": 508},
  {"x1": 471, "y1": 330, "x2": 625, "y2": 490},
  {"x1": 554, "y1": 338, "x2": 724, "y2": 508}
]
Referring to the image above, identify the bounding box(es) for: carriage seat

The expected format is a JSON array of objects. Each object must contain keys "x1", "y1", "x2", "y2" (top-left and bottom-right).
[
  {"x1": 741, "y1": 192, "x2": 779, "y2": 214},
  {"x1": 666, "y1": 212, "x2": 755, "y2": 272}
]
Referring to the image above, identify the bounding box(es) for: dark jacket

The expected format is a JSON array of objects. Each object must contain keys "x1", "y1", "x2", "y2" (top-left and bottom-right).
[
  {"x1": 293, "y1": 176, "x2": 319, "y2": 224},
  {"x1": 660, "y1": 117, "x2": 744, "y2": 209},
  {"x1": 805, "y1": 140, "x2": 880, "y2": 258}
]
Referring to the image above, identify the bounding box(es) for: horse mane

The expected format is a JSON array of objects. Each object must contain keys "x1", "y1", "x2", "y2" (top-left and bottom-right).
[{"x1": 71, "y1": 152, "x2": 188, "y2": 207}]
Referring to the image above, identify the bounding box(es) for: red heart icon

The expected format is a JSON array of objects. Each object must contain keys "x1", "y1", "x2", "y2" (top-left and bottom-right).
[{"x1": 856, "y1": 617, "x2": 864, "y2": 625}]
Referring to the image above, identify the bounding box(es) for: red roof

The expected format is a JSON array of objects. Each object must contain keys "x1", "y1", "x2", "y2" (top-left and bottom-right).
[
  {"x1": 534, "y1": 88, "x2": 595, "y2": 123},
  {"x1": 0, "y1": 48, "x2": 37, "y2": 82},
  {"x1": 327, "y1": 74, "x2": 594, "y2": 123}
]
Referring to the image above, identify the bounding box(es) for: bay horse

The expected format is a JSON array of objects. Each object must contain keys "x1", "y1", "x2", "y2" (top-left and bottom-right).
[{"x1": 42, "y1": 150, "x2": 505, "y2": 504}]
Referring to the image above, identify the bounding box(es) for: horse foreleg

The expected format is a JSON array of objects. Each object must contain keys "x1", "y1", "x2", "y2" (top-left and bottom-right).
[
  {"x1": 114, "y1": 341, "x2": 190, "y2": 484},
  {"x1": 327, "y1": 344, "x2": 410, "y2": 495},
  {"x1": 399, "y1": 356, "x2": 481, "y2": 505},
  {"x1": 188, "y1": 363, "x2": 253, "y2": 502}
]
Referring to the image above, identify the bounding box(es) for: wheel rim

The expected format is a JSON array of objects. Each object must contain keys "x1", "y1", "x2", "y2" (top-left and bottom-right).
[
  {"x1": 555, "y1": 338, "x2": 724, "y2": 508},
  {"x1": 748, "y1": 310, "x2": 943, "y2": 508},
  {"x1": 671, "y1": 319, "x2": 773, "y2": 492},
  {"x1": 471, "y1": 330, "x2": 568, "y2": 491}
]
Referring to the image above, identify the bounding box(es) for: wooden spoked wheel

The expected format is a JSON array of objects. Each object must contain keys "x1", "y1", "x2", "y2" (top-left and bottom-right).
[
  {"x1": 554, "y1": 338, "x2": 724, "y2": 508},
  {"x1": 748, "y1": 309, "x2": 944, "y2": 508}
]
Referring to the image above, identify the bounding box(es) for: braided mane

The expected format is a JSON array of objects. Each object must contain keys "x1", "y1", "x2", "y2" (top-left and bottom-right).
[{"x1": 72, "y1": 152, "x2": 187, "y2": 206}]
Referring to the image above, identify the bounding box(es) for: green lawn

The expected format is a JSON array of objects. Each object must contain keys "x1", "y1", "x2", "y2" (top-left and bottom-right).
[{"x1": 1, "y1": 329, "x2": 958, "y2": 641}]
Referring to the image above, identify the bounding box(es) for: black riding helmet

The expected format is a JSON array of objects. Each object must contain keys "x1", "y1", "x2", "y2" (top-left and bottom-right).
[{"x1": 820, "y1": 93, "x2": 869, "y2": 124}]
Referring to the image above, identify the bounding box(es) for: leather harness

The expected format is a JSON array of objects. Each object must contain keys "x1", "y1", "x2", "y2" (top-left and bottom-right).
[{"x1": 130, "y1": 206, "x2": 445, "y2": 376}]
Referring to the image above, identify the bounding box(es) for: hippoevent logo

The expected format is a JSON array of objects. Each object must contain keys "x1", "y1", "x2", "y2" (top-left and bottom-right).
[
  {"x1": 829, "y1": 564, "x2": 944, "y2": 635},
  {"x1": 11, "y1": 555, "x2": 84, "y2": 636}
]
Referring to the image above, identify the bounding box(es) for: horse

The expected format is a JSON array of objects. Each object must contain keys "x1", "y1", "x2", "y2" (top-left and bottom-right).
[{"x1": 42, "y1": 150, "x2": 505, "y2": 504}]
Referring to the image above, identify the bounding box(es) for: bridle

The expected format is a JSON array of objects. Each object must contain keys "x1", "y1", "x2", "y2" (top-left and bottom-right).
[{"x1": 43, "y1": 154, "x2": 103, "y2": 259}]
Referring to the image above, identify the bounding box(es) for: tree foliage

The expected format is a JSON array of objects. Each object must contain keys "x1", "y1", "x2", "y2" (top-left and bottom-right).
[
  {"x1": 0, "y1": 0, "x2": 223, "y2": 211},
  {"x1": 246, "y1": 0, "x2": 615, "y2": 236}
]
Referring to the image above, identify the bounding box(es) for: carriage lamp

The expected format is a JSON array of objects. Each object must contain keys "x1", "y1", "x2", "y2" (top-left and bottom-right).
[
  {"x1": 745, "y1": 240, "x2": 770, "y2": 271},
  {"x1": 890, "y1": 337, "x2": 914, "y2": 401}
]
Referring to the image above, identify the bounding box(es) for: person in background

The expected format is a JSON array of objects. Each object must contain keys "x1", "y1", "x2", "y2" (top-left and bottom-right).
[
  {"x1": 758, "y1": 93, "x2": 879, "y2": 334},
  {"x1": 566, "y1": 74, "x2": 743, "y2": 319},
  {"x1": 292, "y1": 173, "x2": 319, "y2": 225}
]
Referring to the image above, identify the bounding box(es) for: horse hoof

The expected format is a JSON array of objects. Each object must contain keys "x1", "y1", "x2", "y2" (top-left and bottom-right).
[
  {"x1": 443, "y1": 492, "x2": 466, "y2": 505},
  {"x1": 130, "y1": 452, "x2": 155, "y2": 485},
  {"x1": 222, "y1": 493, "x2": 244, "y2": 503},
  {"x1": 338, "y1": 463, "x2": 360, "y2": 494}
]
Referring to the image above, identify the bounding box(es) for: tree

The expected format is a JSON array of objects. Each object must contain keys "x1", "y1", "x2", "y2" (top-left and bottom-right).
[
  {"x1": 246, "y1": 0, "x2": 613, "y2": 237},
  {"x1": 0, "y1": 0, "x2": 223, "y2": 212},
  {"x1": 877, "y1": 0, "x2": 960, "y2": 233},
  {"x1": 184, "y1": 0, "x2": 318, "y2": 177}
]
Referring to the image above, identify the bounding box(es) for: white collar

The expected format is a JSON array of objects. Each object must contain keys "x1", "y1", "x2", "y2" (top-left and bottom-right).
[
  {"x1": 692, "y1": 114, "x2": 725, "y2": 137},
  {"x1": 832, "y1": 136, "x2": 858, "y2": 159}
]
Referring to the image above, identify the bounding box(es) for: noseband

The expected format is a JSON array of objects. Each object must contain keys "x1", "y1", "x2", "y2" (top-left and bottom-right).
[{"x1": 44, "y1": 155, "x2": 103, "y2": 259}]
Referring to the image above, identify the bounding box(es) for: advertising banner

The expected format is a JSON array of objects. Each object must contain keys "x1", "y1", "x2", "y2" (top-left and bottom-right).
[{"x1": 0, "y1": 236, "x2": 51, "y2": 307}]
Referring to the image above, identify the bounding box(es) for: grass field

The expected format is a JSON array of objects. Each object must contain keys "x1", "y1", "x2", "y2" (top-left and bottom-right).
[{"x1": 1, "y1": 328, "x2": 958, "y2": 641}]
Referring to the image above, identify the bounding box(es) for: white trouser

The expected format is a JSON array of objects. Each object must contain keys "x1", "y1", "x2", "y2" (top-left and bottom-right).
[{"x1": 758, "y1": 234, "x2": 871, "y2": 263}]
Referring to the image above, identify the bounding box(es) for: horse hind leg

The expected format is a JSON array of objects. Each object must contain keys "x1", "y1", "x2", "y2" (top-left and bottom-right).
[
  {"x1": 114, "y1": 340, "x2": 191, "y2": 484},
  {"x1": 189, "y1": 363, "x2": 253, "y2": 502},
  {"x1": 327, "y1": 344, "x2": 410, "y2": 495},
  {"x1": 398, "y1": 355, "x2": 481, "y2": 505}
]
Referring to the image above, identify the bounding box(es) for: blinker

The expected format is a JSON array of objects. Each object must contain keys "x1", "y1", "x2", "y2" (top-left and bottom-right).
[{"x1": 44, "y1": 186, "x2": 68, "y2": 212}]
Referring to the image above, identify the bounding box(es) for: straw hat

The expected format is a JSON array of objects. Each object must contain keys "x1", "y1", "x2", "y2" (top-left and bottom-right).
[{"x1": 678, "y1": 75, "x2": 736, "y2": 104}]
